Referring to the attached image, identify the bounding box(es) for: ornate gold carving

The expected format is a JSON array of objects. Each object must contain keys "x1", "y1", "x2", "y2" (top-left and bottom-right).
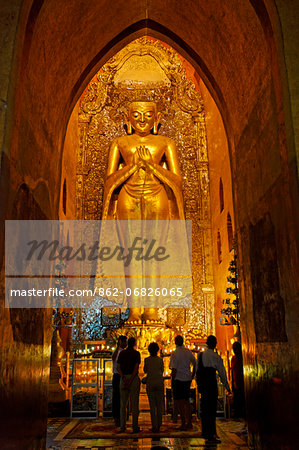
[{"x1": 76, "y1": 37, "x2": 215, "y2": 338}]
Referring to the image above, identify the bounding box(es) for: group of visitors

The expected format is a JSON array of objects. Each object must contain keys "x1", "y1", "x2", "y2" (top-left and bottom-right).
[{"x1": 112, "y1": 333, "x2": 243, "y2": 443}]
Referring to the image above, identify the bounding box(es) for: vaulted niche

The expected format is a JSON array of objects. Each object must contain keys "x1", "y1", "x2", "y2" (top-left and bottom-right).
[{"x1": 61, "y1": 37, "x2": 234, "y2": 346}]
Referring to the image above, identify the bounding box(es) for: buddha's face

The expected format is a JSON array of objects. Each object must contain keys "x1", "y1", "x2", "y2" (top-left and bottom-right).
[{"x1": 129, "y1": 102, "x2": 157, "y2": 135}]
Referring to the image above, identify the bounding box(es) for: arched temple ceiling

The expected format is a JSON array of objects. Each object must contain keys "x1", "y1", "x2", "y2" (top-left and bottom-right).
[{"x1": 21, "y1": 0, "x2": 270, "y2": 132}]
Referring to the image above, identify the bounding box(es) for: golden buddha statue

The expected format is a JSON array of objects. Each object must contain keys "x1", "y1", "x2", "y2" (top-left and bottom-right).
[{"x1": 102, "y1": 101, "x2": 185, "y2": 321}]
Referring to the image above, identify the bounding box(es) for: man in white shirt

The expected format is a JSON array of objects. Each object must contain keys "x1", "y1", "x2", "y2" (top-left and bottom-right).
[
  {"x1": 169, "y1": 335, "x2": 196, "y2": 430},
  {"x1": 196, "y1": 335, "x2": 231, "y2": 443}
]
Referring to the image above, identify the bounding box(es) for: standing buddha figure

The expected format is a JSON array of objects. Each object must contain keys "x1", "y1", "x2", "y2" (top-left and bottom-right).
[{"x1": 102, "y1": 101, "x2": 184, "y2": 321}]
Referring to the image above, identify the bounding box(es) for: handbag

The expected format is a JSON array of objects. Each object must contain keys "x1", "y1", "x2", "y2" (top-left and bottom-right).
[{"x1": 196, "y1": 352, "x2": 205, "y2": 393}]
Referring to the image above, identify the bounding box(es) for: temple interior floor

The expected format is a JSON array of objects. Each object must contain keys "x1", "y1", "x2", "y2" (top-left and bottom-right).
[{"x1": 46, "y1": 413, "x2": 248, "y2": 449}]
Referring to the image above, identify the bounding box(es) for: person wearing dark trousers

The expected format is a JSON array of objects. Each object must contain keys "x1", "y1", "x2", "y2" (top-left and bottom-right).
[
  {"x1": 112, "y1": 335, "x2": 127, "y2": 426},
  {"x1": 169, "y1": 335, "x2": 196, "y2": 431},
  {"x1": 117, "y1": 337, "x2": 141, "y2": 433},
  {"x1": 196, "y1": 335, "x2": 231, "y2": 443}
]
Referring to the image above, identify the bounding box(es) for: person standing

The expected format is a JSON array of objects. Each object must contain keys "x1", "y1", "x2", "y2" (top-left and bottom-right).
[
  {"x1": 144, "y1": 342, "x2": 164, "y2": 432},
  {"x1": 117, "y1": 337, "x2": 141, "y2": 433},
  {"x1": 112, "y1": 335, "x2": 127, "y2": 426},
  {"x1": 196, "y1": 335, "x2": 231, "y2": 443},
  {"x1": 169, "y1": 335, "x2": 196, "y2": 430},
  {"x1": 231, "y1": 341, "x2": 245, "y2": 418}
]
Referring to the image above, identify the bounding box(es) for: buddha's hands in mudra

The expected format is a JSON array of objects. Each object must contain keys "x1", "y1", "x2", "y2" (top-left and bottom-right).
[{"x1": 133, "y1": 145, "x2": 153, "y2": 169}]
